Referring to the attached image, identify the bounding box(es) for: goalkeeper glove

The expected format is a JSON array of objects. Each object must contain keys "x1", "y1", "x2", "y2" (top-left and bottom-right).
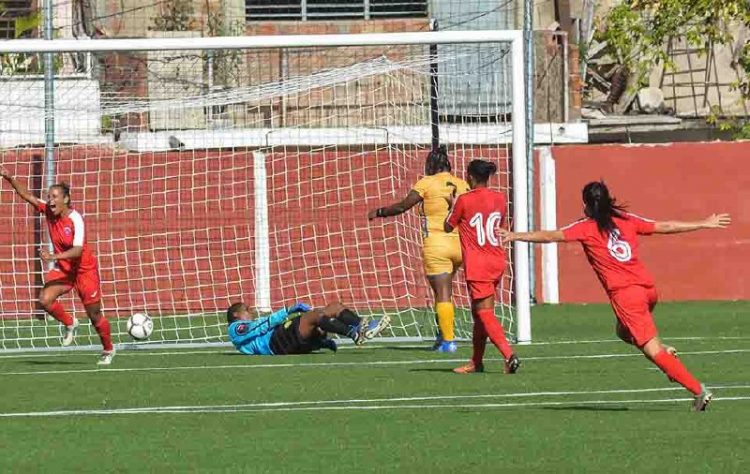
[{"x1": 287, "y1": 302, "x2": 312, "y2": 314}]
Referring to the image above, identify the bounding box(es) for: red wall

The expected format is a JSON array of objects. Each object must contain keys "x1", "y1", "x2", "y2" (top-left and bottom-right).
[
  {"x1": 1, "y1": 145, "x2": 511, "y2": 319},
  {"x1": 550, "y1": 142, "x2": 750, "y2": 303}
]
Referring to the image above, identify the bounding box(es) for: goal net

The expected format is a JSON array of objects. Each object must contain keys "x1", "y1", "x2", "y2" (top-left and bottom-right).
[{"x1": 0, "y1": 31, "x2": 529, "y2": 350}]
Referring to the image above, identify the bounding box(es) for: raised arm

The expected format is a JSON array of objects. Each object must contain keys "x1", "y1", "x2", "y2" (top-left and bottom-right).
[
  {"x1": 0, "y1": 165, "x2": 41, "y2": 208},
  {"x1": 499, "y1": 229, "x2": 566, "y2": 243},
  {"x1": 653, "y1": 213, "x2": 731, "y2": 234},
  {"x1": 368, "y1": 190, "x2": 422, "y2": 220}
]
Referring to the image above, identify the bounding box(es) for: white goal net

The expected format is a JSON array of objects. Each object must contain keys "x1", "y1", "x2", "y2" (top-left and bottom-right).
[{"x1": 0, "y1": 31, "x2": 529, "y2": 350}]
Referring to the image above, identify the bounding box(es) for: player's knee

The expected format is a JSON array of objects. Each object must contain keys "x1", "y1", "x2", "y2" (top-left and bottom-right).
[
  {"x1": 615, "y1": 323, "x2": 635, "y2": 345},
  {"x1": 38, "y1": 292, "x2": 55, "y2": 308},
  {"x1": 324, "y1": 301, "x2": 345, "y2": 314},
  {"x1": 337, "y1": 308, "x2": 359, "y2": 320}
]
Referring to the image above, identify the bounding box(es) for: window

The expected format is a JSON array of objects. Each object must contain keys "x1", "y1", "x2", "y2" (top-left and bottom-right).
[
  {"x1": 245, "y1": 0, "x2": 428, "y2": 21},
  {"x1": 0, "y1": 1, "x2": 34, "y2": 40}
]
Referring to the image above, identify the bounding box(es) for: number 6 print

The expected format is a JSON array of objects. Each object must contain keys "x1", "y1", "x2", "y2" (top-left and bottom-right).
[{"x1": 607, "y1": 229, "x2": 632, "y2": 262}]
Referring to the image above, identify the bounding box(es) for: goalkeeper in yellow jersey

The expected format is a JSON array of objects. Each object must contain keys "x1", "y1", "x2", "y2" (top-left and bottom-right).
[{"x1": 368, "y1": 145, "x2": 470, "y2": 352}]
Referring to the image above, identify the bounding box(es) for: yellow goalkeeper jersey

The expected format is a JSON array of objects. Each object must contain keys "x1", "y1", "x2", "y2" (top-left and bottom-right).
[{"x1": 412, "y1": 172, "x2": 470, "y2": 238}]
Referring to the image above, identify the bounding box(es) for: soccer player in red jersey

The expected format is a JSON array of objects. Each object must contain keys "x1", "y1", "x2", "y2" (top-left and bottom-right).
[
  {"x1": 444, "y1": 159, "x2": 520, "y2": 375},
  {"x1": 1, "y1": 165, "x2": 115, "y2": 365},
  {"x1": 501, "y1": 181, "x2": 730, "y2": 411}
]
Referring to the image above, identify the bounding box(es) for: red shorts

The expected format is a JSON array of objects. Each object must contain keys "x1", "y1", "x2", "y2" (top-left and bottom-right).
[
  {"x1": 466, "y1": 280, "x2": 499, "y2": 301},
  {"x1": 609, "y1": 285, "x2": 658, "y2": 347},
  {"x1": 45, "y1": 268, "x2": 102, "y2": 306}
]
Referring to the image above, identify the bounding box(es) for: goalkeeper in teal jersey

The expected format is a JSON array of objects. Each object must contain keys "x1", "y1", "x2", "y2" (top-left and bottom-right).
[{"x1": 227, "y1": 301, "x2": 391, "y2": 355}]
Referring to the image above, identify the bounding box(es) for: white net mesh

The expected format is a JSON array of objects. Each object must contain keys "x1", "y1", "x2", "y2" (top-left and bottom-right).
[{"x1": 0, "y1": 37, "x2": 518, "y2": 350}]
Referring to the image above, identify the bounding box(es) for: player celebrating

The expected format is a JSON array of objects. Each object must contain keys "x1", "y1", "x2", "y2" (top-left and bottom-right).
[
  {"x1": 1, "y1": 166, "x2": 115, "y2": 365},
  {"x1": 444, "y1": 159, "x2": 520, "y2": 374},
  {"x1": 368, "y1": 145, "x2": 470, "y2": 352},
  {"x1": 227, "y1": 301, "x2": 391, "y2": 355},
  {"x1": 500, "y1": 181, "x2": 730, "y2": 411}
]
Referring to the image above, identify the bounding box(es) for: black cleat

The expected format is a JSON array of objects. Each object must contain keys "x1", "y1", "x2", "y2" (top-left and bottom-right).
[{"x1": 504, "y1": 354, "x2": 520, "y2": 374}]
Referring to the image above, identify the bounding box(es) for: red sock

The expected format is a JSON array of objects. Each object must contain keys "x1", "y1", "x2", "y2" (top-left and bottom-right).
[
  {"x1": 475, "y1": 308, "x2": 513, "y2": 360},
  {"x1": 93, "y1": 317, "x2": 114, "y2": 352},
  {"x1": 471, "y1": 315, "x2": 487, "y2": 367},
  {"x1": 47, "y1": 302, "x2": 74, "y2": 326},
  {"x1": 652, "y1": 350, "x2": 702, "y2": 395}
]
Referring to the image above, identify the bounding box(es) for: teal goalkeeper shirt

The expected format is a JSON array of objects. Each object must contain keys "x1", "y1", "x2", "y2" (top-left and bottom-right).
[{"x1": 227, "y1": 308, "x2": 289, "y2": 355}]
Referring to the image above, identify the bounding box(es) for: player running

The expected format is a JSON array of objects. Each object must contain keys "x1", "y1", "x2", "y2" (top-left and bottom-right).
[
  {"x1": 227, "y1": 301, "x2": 391, "y2": 355},
  {"x1": 444, "y1": 159, "x2": 520, "y2": 374},
  {"x1": 368, "y1": 145, "x2": 470, "y2": 352},
  {"x1": 1, "y1": 165, "x2": 115, "y2": 365},
  {"x1": 500, "y1": 181, "x2": 730, "y2": 411}
]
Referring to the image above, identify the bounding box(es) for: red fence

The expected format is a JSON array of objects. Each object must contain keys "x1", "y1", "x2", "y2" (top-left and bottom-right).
[
  {"x1": 1, "y1": 145, "x2": 511, "y2": 318},
  {"x1": 547, "y1": 142, "x2": 750, "y2": 303}
]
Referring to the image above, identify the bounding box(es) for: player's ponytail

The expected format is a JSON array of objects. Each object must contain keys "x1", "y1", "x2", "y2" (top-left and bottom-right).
[
  {"x1": 425, "y1": 144, "x2": 451, "y2": 175},
  {"x1": 467, "y1": 159, "x2": 497, "y2": 184},
  {"x1": 582, "y1": 181, "x2": 626, "y2": 234}
]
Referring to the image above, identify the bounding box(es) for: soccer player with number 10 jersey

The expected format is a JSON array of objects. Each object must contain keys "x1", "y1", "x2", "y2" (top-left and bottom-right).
[{"x1": 444, "y1": 160, "x2": 520, "y2": 375}]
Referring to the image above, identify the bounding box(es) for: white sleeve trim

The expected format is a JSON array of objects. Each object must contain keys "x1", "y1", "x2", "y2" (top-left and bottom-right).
[
  {"x1": 69, "y1": 211, "x2": 85, "y2": 247},
  {"x1": 624, "y1": 211, "x2": 655, "y2": 223},
  {"x1": 560, "y1": 218, "x2": 588, "y2": 231}
]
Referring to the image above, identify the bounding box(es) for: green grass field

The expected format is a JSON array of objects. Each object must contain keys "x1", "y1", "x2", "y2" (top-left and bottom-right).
[{"x1": 0, "y1": 301, "x2": 748, "y2": 473}]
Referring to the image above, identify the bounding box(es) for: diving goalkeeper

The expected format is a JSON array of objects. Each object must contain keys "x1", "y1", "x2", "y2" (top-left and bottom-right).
[{"x1": 227, "y1": 301, "x2": 391, "y2": 355}]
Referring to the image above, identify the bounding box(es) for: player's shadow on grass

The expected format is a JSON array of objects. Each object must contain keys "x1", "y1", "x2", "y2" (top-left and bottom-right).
[
  {"x1": 22, "y1": 360, "x2": 88, "y2": 366},
  {"x1": 541, "y1": 405, "x2": 671, "y2": 412},
  {"x1": 408, "y1": 367, "x2": 456, "y2": 373},
  {"x1": 384, "y1": 345, "x2": 436, "y2": 352}
]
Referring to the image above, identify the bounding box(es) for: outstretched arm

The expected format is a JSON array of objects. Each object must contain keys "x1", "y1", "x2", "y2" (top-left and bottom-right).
[
  {"x1": 499, "y1": 228, "x2": 566, "y2": 243},
  {"x1": 653, "y1": 213, "x2": 731, "y2": 234},
  {"x1": 0, "y1": 166, "x2": 41, "y2": 208},
  {"x1": 368, "y1": 191, "x2": 422, "y2": 220}
]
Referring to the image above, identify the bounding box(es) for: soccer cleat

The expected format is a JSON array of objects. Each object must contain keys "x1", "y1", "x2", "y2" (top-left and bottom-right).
[
  {"x1": 504, "y1": 354, "x2": 520, "y2": 374},
  {"x1": 363, "y1": 314, "x2": 391, "y2": 340},
  {"x1": 431, "y1": 336, "x2": 444, "y2": 351},
  {"x1": 453, "y1": 362, "x2": 484, "y2": 374},
  {"x1": 61, "y1": 317, "x2": 79, "y2": 347},
  {"x1": 435, "y1": 341, "x2": 458, "y2": 353},
  {"x1": 97, "y1": 349, "x2": 116, "y2": 366},
  {"x1": 692, "y1": 384, "x2": 713, "y2": 412}
]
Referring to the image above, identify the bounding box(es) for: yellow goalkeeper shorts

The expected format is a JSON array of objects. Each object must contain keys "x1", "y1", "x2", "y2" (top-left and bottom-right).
[{"x1": 422, "y1": 234, "x2": 463, "y2": 276}]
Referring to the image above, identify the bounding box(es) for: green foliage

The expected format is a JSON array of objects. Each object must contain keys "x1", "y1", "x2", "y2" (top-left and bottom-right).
[
  {"x1": 0, "y1": 9, "x2": 43, "y2": 75},
  {"x1": 599, "y1": 0, "x2": 750, "y2": 96},
  {"x1": 152, "y1": 0, "x2": 196, "y2": 31},
  {"x1": 206, "y1": 0, "x2": 244, "y2": 87}
]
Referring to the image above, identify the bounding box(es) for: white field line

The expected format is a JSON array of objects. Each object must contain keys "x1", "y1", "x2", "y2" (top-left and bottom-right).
[
  {"x1": 1, "y1": 334, "x2": 748, "y2": 359},
  {"x1": 1, "y1": 392, "x2": 749, "y2": 418},
  {"x1": 1, "y1": 348, "x2": 749, "y2": 377}
]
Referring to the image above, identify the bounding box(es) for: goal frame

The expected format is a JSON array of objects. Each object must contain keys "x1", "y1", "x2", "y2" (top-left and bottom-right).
[{"x1": 0, "y1": 30, "x2": 532, "y2": 344}]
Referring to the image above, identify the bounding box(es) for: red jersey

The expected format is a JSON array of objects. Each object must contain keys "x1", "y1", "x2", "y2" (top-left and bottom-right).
[
  {"x1": 37, "y1": 202, "x2": 98, "y2": 274},
  {"x1": 562, "y1": 213, "x2": 656, "y2": 292},
  {"x1": 445, "y1": 188, "x2": 507, "y2": 281}
]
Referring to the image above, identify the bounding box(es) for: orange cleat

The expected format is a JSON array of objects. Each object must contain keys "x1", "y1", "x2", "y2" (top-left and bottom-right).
[{"x1": 452, "y1": 362, "x2": 484, "y2": 374}]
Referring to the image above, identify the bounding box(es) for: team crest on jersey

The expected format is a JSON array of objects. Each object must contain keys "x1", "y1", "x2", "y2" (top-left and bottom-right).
[
  {"x1": 235, "y1": 323, "x2": 248, "y2": 335},
  {"x1": 63, "y1": 227, "x2": 72, "y2": 236}
]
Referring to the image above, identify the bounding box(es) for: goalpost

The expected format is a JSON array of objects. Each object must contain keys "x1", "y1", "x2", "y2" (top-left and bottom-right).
[{"x1": 0, "y1": 31, "x2": 530, "y2": 351}]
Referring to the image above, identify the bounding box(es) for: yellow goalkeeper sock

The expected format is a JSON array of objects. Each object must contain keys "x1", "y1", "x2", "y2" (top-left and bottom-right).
[{"x1": 435, "y1": 302, "x2": 455, "y2": 341}]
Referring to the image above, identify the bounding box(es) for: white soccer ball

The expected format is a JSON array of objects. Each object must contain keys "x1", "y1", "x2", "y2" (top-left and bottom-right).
[{"x1": 127, "y1": 312, "x2": 153, "y2": 341}]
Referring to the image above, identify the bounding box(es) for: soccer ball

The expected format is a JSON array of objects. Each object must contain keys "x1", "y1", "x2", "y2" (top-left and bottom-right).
[{"x1": 127, "y1": 313, "x2": 153, "y2": 341}]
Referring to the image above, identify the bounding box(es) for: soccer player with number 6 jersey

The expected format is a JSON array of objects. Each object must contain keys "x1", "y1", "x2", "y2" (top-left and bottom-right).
[
  {"x1": 1, "y1": 165, "x2": 115, "y2": 365},
  {"x1": 444, "y1": 159, "x2": 520, "y2": 375},
  {"x1": 501, "y1": 181, "x2": 731, "y2": 411}
]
